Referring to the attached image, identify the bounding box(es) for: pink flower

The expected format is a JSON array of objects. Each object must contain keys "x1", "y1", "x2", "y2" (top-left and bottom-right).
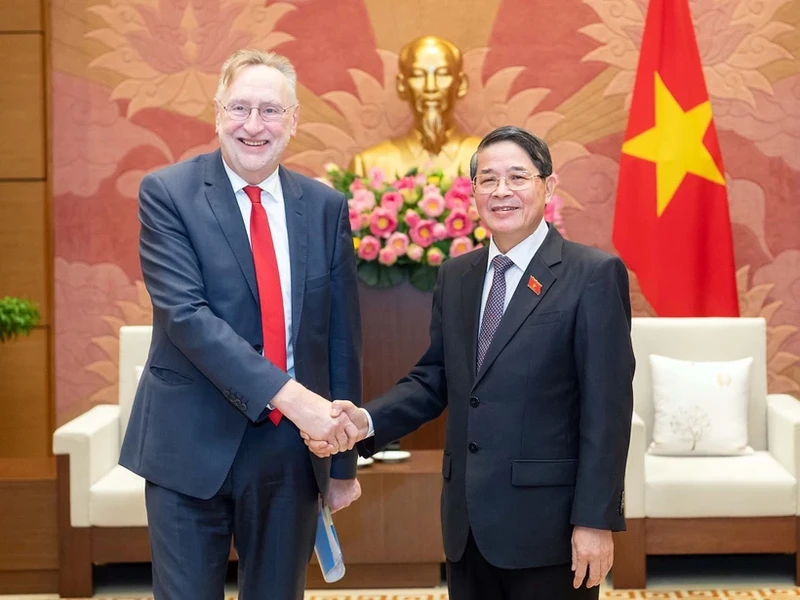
[
  {"x1": 359, "y1": 213, "x2": 371, "y2": 228},
  {"x1": 369, "y1": 207, "x2": 398, "y2": 238},
  {"x1": 404, "y1": 209, "x2": 421, "y2": 227},
  {"x1": 467, "y1": 204, "x2": 480, "y2": 222},
  {"x1": 369, "y1": 167, "x2": 385, "y2": 190},
  {"x1": 409, "y1": 219, "x2": 437, "y2": 248},
  {"x1": 444, "y1": 187, "x2": 471, "y2": 211},
  {"x1": 380, "y1": 191, "x2": 404, "y2": 214},
  {"x1": 433, "y1": 223, "x2": 448, "y2": 241},
  {"x1": 378, "y1": 246, "x2": 398, "y2": 266},
  {"x1": 415, "y1": 173, "x2": 428, "y2": 187},
  {"x1": 545, "y1": 194, "x2": 564, "y2": 230},
  {"x1": 349, "y1": 178, "x2": 365, "y2": 193},
  {"x1": 351, "y1": 188, "x2": 376, "y2": 212},
  {"x1": 426, "y1": 247, "x2": 445, "y2": 266},
  {"x1": 420, "y1": 191, "x2": 445, "y2": 217},
  {"x1": 394, "y1": 176, "x2": 416, "y2": 190},
  {"x1": 449, "y1": 236, "x2": 474, "y2": 258},
  {"x1": 387, "y1": 232, "x2": 410, "y2": 256},
  {"x1": 407, "y1": 244, "x2": 424, "y2": 262},
  {"x1": 358, "y1": 235, "x2": 380, "y2": 261},
  {"x1": 445, "y1": 209, "x2": 474, "y2": 237},
  {"x1": 348, "y1": 208, "x2": 362, "y2": 232},
  {"x1": 451, "y1": 176, "x2": 473, "y2": 196}
]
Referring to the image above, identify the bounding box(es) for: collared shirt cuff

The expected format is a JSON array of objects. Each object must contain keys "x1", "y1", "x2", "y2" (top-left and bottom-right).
[{"x1": 361, "y1": 407, "x2": 375, "y2": 438}]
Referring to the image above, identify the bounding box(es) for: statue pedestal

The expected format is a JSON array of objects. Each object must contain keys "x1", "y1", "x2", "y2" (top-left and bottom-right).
[{"x1": 358, "y1": 281, "x2": 447, "y2": 450}]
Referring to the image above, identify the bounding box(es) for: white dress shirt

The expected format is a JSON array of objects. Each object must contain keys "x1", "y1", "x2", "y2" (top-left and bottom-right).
[
  {"x1": 221, "y1": 160, "x2": 295, "y2": 380},
  {"x1": 479, "y1": 217, "x2": 549, "y2": 331},
  {"x1": 362, "y1": 218, "x2": 551, "y2": 438}
]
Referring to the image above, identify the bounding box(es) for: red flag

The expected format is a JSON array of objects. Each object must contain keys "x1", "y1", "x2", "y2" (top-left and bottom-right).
[
  {"x1": 612, "y1": 0, "x2": 739, "y2": 317},
  {"x1": 528, "y1": 276, "x2": 542, "y2": 295}
]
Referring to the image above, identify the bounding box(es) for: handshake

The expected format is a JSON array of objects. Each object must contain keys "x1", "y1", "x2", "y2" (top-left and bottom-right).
[
  {"x1": 272, "y1": 378, "x2": 369, "y2": 458},
  {"x1": 299, "y1": 399, "x2": 368, "y2": 458}
]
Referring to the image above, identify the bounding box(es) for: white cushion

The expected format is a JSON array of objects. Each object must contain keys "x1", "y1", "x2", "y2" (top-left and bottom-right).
[
  {"x1": 89, "y1": 465, "x2": 147, "y2": 527},
  {"x1": 649, "y1": 355, "x2": 753, "y2": 456},
  {"x1": 118, "y1": 326, "x2": 152, "y2": 440},
  {"x1": 644, "y1": 452, "x2": 796, "y2": 517},
  {"x1": 631, "y1": 318, "x2": 768, "y2": 451}
]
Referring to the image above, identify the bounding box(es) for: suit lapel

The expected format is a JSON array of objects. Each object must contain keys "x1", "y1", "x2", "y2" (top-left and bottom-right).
[
  {"x1": 473, "y1": 227, "x2": 564, "y2": 387},
  {"x1": 280, "y1": 167, "x2": 307, "y2": 347},
  {"x1": 461, "y1": 248, "x2": 489, "y2": 383},
  {"x1": 204, "y1": 151, "x2": 259, "y2": 303}
]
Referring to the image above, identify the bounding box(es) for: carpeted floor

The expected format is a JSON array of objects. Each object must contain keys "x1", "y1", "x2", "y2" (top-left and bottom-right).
[
  {"x1": 4, "y1": 590, "x2": 800, "y2": 600},
  {"x1": 301, "y1": 591, "x2": 800, "y2": 600}
]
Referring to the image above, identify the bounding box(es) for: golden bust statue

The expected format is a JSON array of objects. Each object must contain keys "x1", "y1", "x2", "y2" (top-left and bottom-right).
[{"x1": 351, "y1": 36, "x2": 481, "y2": 179}]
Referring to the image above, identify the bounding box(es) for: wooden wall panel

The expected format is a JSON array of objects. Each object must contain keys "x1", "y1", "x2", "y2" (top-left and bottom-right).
[
  {"x1": 0, "y1": 34, "x2": 46, "y2": 179},
  {"x1": 0, "y1": 330, "x2": 51, "y2": 457},
  {"x1": 0, "y1": 182, "x2": 49, "y2": 322},
  {"x1": 2, "y1": 1, "x2": 43, "y2": 32},
  {"x1": 359, "y1": 282, "x2": 446, "y2": 449}
]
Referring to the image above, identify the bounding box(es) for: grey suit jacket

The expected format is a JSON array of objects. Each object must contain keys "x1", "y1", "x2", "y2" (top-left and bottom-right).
[
  {"x1": 359, "y1": 226, "x2": 634, "y2": 569},
  {"x1": 120, "y1": 150, "x2": 362, "y2": 500}
]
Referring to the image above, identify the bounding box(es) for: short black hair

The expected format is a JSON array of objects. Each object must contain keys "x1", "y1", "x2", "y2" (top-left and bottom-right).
[{"x1": 470, "y1": 126, "x2": 553, "y2": 180}]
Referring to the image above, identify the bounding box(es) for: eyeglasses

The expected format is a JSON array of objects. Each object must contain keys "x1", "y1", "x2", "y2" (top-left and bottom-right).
[
  {"x1": 222, "y1": 102, "x2": 296, "y2": 122},
  {"x1": 472, "y1": 171, "x2": 547, "y2": 194},
  {"x1": 472, "y1": 172, "x2": 546, "y2": 194}
]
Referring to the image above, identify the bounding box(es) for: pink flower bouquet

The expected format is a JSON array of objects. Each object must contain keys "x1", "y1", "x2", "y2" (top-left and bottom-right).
[{"x1": 324, "y1": 164, "x2": 564, "y2": 291}]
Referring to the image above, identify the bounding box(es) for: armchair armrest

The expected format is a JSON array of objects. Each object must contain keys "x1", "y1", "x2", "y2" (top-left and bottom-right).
[
  {"x1": 52, "y1": 405, "x2": 121, "y2": 527},
  {"x1": 767, "y1": 393, "x2": 800, "y2": 515},
  {"x1": 624, "y1": 411, "x2": 646, "y2": 519}
]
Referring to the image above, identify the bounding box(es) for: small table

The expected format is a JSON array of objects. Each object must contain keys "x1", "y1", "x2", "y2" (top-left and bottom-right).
[
  {"x1": 306, "y1": 450, "x2": 445, "y2": 588},
  {"x1": 0, "y1": 458, "x2": 58, "y2": 594}
]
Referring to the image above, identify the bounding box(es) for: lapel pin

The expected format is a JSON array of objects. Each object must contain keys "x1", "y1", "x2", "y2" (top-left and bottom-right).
[{"x1": 527, "y1": 275, "x2": 542, "y2": 295}]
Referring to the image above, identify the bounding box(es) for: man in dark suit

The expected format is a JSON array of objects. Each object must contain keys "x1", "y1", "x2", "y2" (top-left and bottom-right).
[
  {"x1": 119, "y1": 49, "x2": 362, "y2": 600},
  {"x1": 309, "y1": 126, "x2": 634, "y2": 599}
]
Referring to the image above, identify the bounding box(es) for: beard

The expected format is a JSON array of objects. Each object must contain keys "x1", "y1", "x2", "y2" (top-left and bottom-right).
[{"x1": 419, "y1": 105, "x2": 447, "y2": 154}]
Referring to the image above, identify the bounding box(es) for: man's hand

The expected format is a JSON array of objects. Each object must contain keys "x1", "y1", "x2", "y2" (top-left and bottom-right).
[
  {"x1": 270, "y1": 381, "x2": 358, "y2": 453},
  {"x1": 571, "y1": 526, "x2": 613, "y2": 589},
  {"x1": 325, "y1": 478, "x2": 361, "y2": 513},
  {"x1": 303, "y1": 400, "x2": 369, "y2": 458}
]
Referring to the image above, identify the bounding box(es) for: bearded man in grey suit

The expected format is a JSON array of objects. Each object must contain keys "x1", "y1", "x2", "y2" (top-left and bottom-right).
[{"x1": 308, "y1": 126, "x2": 635, "y2": 600}]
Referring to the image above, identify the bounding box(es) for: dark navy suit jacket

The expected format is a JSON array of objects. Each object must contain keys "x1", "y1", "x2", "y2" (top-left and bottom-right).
[
  {"x1": 359, "y1": 227, "x2": 634, "y2": 569},
  {"x1": 120, "y1": 150, "x2": 362, "y2": 500}
]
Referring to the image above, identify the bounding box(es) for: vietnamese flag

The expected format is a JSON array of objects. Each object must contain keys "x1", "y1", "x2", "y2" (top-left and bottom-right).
[{"x1": 612, "y1": 0, "x2": 739, "y2": 317}]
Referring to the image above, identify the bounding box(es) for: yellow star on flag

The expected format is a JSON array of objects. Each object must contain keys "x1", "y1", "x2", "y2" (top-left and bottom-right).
[{"x1": 621, "y1": 72, "x2": 725, "y2": 217}]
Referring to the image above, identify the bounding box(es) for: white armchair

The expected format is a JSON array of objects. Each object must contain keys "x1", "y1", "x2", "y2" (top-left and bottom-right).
[
  {"x1": 613, "y1": 317, "x2": 800, "y2": 589},
  {"x1": 52, "y1": 326, "x2": 152, "y2": 597}
]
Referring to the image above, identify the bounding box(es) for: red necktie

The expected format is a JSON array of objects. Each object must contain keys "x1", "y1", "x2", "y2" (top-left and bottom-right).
[{"x1": 244, "y1": 185, "x2": 284, "y2": 426}]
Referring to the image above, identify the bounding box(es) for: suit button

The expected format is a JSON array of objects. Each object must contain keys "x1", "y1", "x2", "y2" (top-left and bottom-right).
[
  {"x1": 468, "y1": 442, "x2": 479, "y2": 453},
  {"x1": 469, "y1": 396, "x2": 479, "y2": 408}
]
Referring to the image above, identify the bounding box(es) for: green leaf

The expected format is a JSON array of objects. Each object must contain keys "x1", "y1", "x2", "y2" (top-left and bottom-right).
[
  {"x1": 409, "y1": 265, "x2": 439, "y2": 292},
  {"x1": 0, "y1": 296, "x2": 41, "y2": 343},
  {"x1": 357, "y1": 263, "x2": 406, "y2": 288}
]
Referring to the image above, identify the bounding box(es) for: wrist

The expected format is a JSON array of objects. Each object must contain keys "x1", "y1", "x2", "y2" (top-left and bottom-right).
[{"x1": 270, "y1": 379, "x2": 303, "y2": 416}]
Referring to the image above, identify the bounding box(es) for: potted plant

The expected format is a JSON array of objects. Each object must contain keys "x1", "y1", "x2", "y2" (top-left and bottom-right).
[{"x1": 0, "y1": 296, "x2": 41, "y2": 342}]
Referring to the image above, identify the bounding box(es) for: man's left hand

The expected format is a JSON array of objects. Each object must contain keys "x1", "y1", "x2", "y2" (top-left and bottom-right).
[
  {"x1": 571, "y1": 526, "x2": 613, "y2": 588},
  {"x1": 325, "y1": 478, "x2": 361, "y2": 513}
]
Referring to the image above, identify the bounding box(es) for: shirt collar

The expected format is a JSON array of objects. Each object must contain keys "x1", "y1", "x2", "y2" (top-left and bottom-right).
[
  {"x1": 486, "y1": 217, "x2": 550, "y2": 273},
  {"x1": 221, "y1": 159, "x2": 282, "y2": 202}
]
